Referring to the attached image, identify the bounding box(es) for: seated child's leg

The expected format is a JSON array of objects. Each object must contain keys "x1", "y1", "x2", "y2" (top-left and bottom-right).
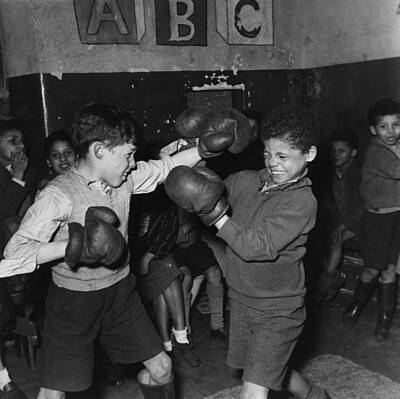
[
  {"x1": 204, "y1": 265, "x2": 227, "y2": 336},
  {"x1": 190, "y1": 274, "x2": 205, "y2": 306},
  {"x1": 160, "y1": 277, "x2": 200, "y2": 366},
  {"x1": 179, "y1": 266, "x2": 193, "y2": 333},
  {"x1": 162, "y1": 277, "x2": 186, "y2": 332},
  {"x1": 314, "y1": 230, "x2": 355, "y2": 302},
  {"x1": 152, "y1": 295, "x2": 173, "y2": 351}
]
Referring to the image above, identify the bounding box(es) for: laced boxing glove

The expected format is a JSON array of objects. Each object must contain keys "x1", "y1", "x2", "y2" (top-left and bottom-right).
[
  {"x1": 165, "y1": 166, "x2": 229, "y2": 226},
  {"x1": 175, "y1": 106, "x2": 251, "y2": 158},
  {"x1": 65, "y1": 206, "x2": 127, "y2": 269},
  {"x1": 198, "y1": 108, "x2": 251, "y2": 158}
]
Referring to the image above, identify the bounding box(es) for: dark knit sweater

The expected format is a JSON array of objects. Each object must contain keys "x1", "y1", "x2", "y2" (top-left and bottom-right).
[{"x1": 217, "y1": 169, "x2": 317, "y2": 310}]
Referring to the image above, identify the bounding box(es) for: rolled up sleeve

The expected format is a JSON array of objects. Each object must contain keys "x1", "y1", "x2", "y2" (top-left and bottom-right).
[
  {"x1": 126, "y1": 157, "x2": 176, "y2": 194},
  {"x1": 0, "y1": 186, "x2": 71, "y2": 277}
]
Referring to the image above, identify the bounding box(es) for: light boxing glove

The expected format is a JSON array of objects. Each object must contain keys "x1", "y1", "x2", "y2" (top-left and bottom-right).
[
  {"x1": 165, "y1": 166, "x2": 229, "y2": 226},
  {"x1": 198, "y1": 108, "x2": 251, "y2": 158},
  {"x1": 65, "y1": 206, "x2": 127, "y2": 269}
]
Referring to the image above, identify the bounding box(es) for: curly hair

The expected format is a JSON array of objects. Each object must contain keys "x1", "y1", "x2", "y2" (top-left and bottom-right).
[
  {"x1": 329, "y1": 129, "x2": 359, "y2": 150},
  {"x1": 367, "y1": 98, "x2": 400, "y2": 126},
  {"x1": 260, "y1": 104, "x2": 319, "y2": 152},
  {"x1": 70, "y1": 103, "x2": 136, "y2": 157}
]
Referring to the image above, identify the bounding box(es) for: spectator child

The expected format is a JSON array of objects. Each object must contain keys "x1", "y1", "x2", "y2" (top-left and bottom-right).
[
  {"x1": 315, "y1": 129, "x2": 363, "y2": 302},
  {"x1": 342, "y1": 98, "x2": 400, "y2": 341},
  {"x1": 0, "y1": 118, "x2": 32, "y2": 399}
]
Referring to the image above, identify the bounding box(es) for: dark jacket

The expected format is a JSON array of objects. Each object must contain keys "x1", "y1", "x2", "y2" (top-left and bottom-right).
[
  {"x1": 217, "y1": 169, "x2": 317, "y2": 310},
  {"x1": 323, "y1": 160, "x2": 363, "y2": 233},
  {"x1": 360, "y1": 137, "x2": 400, "y2": 210}
]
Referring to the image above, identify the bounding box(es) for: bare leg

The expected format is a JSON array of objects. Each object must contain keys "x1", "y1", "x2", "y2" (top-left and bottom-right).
[
  {"x1": 162, "y1": 278, "x2": 186, "y2": 331},
  {"x1": 240, "y1": 381, "x2": 269, "y2": 399},
  {"x1": 37, "y1": 388, "x2": 65, "y2": 399},
  {"x1": 190, "y1": 275, "x2": 205, "y2": 306},
  {"x1": 205, "y1": 265, "x2": 225, "y2": 331},
  {"x1": 287, "y1": 369, "x2": 310, "y2": 398},
  {"x1": 180, "y1": 267, "x2": 193, "y2": 333},
  {"x1": 153, "y1": 295, "x2": 172, "y2": 343}
]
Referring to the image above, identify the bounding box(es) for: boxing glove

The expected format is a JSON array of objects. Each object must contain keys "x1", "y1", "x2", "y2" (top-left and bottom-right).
[
  {"x1": 175, "y1": 105, "x2": 213, "y2": 138},
  {"x1": 165, "y1": 166, "x2": 229, "y2": 226},
  {"x1": 198, "y1": 109, "x2": 251, "y2": 158},
  {"x1": 65, "y1": 206, "x2": 127, "y2": 269}
]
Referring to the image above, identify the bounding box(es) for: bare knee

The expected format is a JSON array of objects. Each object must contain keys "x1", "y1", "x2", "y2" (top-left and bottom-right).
[
  {"x1": 205, "y1": 265, "x2": 222, "y2": 285},
  {"x1": 361, "y1": 267, "x2": 379, "y2": 282},
  {"x1": 143, "y1": 351, "x2": 172, "y2": 385},
  {"x1": 240, "y1": 381, "x2": 269, "y2": 399},
  {"x1": 381, "y1": 264, "x2": 397, "y2": 283},
  {"x1": 37, "y1": 388, "x2": 65, "y2": 399}
]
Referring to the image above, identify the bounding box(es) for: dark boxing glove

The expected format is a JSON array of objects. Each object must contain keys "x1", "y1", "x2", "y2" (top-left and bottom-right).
[
  {"x1": 198, "y1": 108, "x2": 251, "y2": 158},
  {"x1": 175, "y1": 105, "x2": 213, "y2": 138},
  {"x1": 165, "y1": 166, "x2": 229, "y2": 226},
  {"x1": 65, "y1": 206, "x2": 127, "y2": 269}
]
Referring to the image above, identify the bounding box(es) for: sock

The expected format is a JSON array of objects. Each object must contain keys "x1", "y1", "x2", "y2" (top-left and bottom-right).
[
  {"x1": 207, "y1": 283, "x2": 224, "y2": 330},
  {"x1": 172, "y1": 327, "x2": 189, "y2": 344},
  {"x1": 0, "y1": 368, "x2": 11, "y2": 390},
  {"x1": 163, "y1": 340, "x2": 173, "y2": 352}
]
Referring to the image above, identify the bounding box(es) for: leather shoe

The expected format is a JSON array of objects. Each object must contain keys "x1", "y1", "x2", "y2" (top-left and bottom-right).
[
  {"x1": 173, "y1": 338, "x2": 201, "y2": 367},
  {"x1": 210, "y1": 327, "x2": 229, "y2": 341},
  {"x1": 1, "y1": 382, "x2": 29, "y2": 399},
  {"x1": 106, "y1": 363, "x2": 125, "y2": 387}
]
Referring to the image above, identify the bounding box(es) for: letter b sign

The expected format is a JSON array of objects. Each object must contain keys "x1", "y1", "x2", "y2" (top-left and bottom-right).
[{"x1": 155, "y1": 0, "x2": 207, "y2": 46}]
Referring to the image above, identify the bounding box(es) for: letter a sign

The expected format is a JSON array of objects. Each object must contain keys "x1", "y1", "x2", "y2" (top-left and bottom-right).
[
  {"x1": 216, "y1": 0, "x2": 273, "y2": 45},
  {"x1": 74, "y1": 0, "x2": 145, "y2": 44},
  {"x1": 154, "y1": 0, "x2": 207, "y2": 46}
]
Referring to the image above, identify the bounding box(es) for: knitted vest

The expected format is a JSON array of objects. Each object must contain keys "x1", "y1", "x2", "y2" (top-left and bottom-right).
[{"x1": 49, "y1": 169, "x2": 131, "y2": 291}]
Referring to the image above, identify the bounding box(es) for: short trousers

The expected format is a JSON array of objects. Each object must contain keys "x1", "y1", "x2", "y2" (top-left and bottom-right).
[
  {"x1": 137, "y1": 255, "x2": 181, "y2": 303},
  {"x1": 172, "y1": 240, "x2": 217, "y2": 278},
  {"x1": 227, "y1": 300, "x2": 305, "y2": 391},
  {"x1": 361, "y1": 210, "x2": 400, "y2": 270},
  {"x1": 39, "y1": 274, "x2": 163, "y2": 392}
]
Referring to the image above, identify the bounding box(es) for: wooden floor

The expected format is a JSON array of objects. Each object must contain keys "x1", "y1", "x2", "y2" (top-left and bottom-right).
[{"x1": 6, "y1": 288, "x2": 400, "y2": 399}]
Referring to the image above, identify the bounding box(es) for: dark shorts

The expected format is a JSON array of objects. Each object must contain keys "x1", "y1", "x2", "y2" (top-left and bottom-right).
[
  {"x1": 172, "y1": 241, "x2": 217, "y2": 278},
  {"x1": 137, "y1": 255, "x2": 181, "y2": 303},
  {"x1": 227, "y1": 300, "x2": 305, "y2": 391},
  {"x1": 39, "y1": 275, "x2": 163, "y2": 392},
  {"x1": 361, "y1": 211, "x2": 400, "y2": 270}
]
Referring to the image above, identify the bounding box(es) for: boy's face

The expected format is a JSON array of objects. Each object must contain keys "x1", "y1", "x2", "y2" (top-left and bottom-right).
[
  {"x1": 370, "y1": 114, "x2": 400, "y2": 146},
  {"x1": 263, "y1": 138, "x2": 316, "y2": 185},
  {"x1": 0, "y1": 129, "x2": 25, "y2": 166},
  {"x1": 331, "y1": 141, "x2": 356, "y2": 168},
  {"x1": 98, "y1": 142, "x2": 137, "y2": 187},
  {"x1": 46, "y1": 140, "x2": 77, "y2": 175}
]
